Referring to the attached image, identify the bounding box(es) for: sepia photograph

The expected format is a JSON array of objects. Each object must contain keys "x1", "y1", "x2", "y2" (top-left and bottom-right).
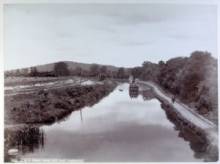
[{"x1": 3, "y1": 0, "x2": 219, "y2": 162}]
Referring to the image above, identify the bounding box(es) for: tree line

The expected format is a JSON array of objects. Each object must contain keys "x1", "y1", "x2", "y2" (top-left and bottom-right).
[
  {"x1": 130, "y1": 51, "x2": 217, "y2": 121},
  {"x1": 4, "y1": 51, "x2": 217, "y2": 123},
  {"x1": 5, "y1": 62, "x2": 129, "y2": 79}
]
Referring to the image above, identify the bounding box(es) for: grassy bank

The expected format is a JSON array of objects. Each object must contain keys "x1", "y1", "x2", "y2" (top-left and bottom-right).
[{"x1": 5, "y1": 82, "x2": 117, "y2": 124}]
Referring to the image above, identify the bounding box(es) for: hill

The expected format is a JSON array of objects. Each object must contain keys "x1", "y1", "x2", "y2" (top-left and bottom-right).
[{"x1": 5, "y1": 61, "x2": 129, "y2": 77}]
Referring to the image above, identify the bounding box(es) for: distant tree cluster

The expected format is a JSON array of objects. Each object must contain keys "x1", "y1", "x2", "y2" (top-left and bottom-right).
[
  {"x1": 5, "y1": 51, "x2": 217, "y2": 122},
  {"x1": 54, "y1": 62, "x2": 70, "y2": 76},
  {"x1": 30, "y1": 67, "x2": 38, "y2": 76},
  {"x1": 69, "y1": 64, "x2": 129, "y2": 79},
  {"x1": 5, "y1": 62, "x2": 131, "y2": 79},
  {"x1": 5, "y1": 68, "x2": 30, "y2": 77},
  {"x1": 90, "y1": 64, "x2": 100, "y2": 76},
  {"x1": 127, "y1": 62, "x2": 159, "y2": 81},
  {"x1": 157, "y1": 51, "x2": 217, "y2": 112},
  {"x1": 116, "y1": 67, "x2": 126, "y2": 78}
]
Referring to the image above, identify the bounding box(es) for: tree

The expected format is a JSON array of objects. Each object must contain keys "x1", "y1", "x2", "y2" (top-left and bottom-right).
[
  {"x1": 90, "y1": 64, "x2": 99, "y2": 76},
  {"x1": 54, "y1": 62, "x2": 69, "y2": 76},
  {"x1": 117, "y1": 67, "x2": 125, "y2": 78},
  {"x1": 131, "y1": 67, "x2": 142, "y2": 79},
  {"x1": 30, "y1": 67, "x2": 38, "y2": 77},
  {"x1": 14, "y1": 69, "x2": 20, "y2": 76},
  {"x1": 74, "y1": 67, "x2": 82, "y2": 76},
  {"x1": 99, "y1": 66, "x2": 107, "y2": 75},
  {"x1": 140, "y1": 61, "x2": 159, "y2": 81},
  {"x1": 158, "y1": 60, "x2": 165, "y2": 67}
]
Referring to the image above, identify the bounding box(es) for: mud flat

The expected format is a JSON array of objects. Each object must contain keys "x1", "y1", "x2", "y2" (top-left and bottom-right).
[{"x1": 5, "y1": 81, "x2": 117, "y2": 125}]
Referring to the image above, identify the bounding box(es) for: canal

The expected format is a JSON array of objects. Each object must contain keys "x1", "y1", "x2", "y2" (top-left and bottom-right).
[{"x1": 6, "y1": 83, "x2": 208, "y2": 162}]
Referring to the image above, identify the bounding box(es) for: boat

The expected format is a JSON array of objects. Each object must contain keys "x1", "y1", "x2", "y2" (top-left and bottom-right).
[{"x1": 129, "y1": 83, "x2": 139, "y2": 98}]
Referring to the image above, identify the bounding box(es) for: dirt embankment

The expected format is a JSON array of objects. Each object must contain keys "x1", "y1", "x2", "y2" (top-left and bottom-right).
[{"x1": 5, "y1": 83, "x2": 116, "y2": 124}]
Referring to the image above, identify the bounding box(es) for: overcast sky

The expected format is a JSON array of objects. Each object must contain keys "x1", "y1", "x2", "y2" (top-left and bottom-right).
[{"x1": 4, "y1": 4, "x2": 217, "y2": 70}]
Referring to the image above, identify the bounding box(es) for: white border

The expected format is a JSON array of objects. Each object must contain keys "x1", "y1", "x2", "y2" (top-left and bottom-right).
[
  {"x1": 1, "y1": 0, "x2": 220, "y2": 4},
  {"x1": 0, "y1": 0, "x2": 219, "y2": 164},
  {"x1": 0, "y1": 1, "x2": 4, "y2": 164}
]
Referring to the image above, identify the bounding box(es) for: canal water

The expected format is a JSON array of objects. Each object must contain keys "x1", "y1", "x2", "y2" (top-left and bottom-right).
[{"x1": 7, "y1": 83, "x2": 204, "y2": 162}]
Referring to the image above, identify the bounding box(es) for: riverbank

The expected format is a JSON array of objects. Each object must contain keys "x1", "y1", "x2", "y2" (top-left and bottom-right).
[
  {"x1": 162, "y1": 103, "x2": 218, "y2": 162},
  {"x1": 138, "y1": 80, "x2": 218, "y2": 161},
  {"x1": 5, "y1": 83, "x2": 207, "y2": 162},
  {"x1": 138, "y1": 81, "x2": 216, "y2": 127},
  {"x1": 138, "y1": 82, "x2": 217, "y2": 136},
  {"x1": 5, "y1": 80, "x2": 117, "y2": 125}
]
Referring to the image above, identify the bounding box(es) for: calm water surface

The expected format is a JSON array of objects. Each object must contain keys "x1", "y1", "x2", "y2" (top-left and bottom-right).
[{"x1": 11, "y1": 84, "x2": 203, "y2": 162}]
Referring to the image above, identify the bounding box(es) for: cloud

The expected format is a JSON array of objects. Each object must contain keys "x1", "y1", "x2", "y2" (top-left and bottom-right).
[
  {"x1": 4, "y1": 4, "x2": 217, "y2": 70},
  {"x1": 122, "y1": 40, "x2": 153, "y2": 46}
]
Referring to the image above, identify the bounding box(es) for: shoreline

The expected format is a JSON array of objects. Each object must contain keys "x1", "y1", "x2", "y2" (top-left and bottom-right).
[
  {"x1": 5, "y1": 81, "x2": 117, "y2": 125},
  {"x1": 137, "y1": 80, "x2": 216, "y2": 128},
  {"x1": 138, "y1": 80, "x2": 218, "y2": 162}
]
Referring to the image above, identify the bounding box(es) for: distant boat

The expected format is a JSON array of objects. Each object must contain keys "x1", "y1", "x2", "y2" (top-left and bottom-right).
[{"x1": 129, "y1": 83, "x2": 139, "y2": 98}]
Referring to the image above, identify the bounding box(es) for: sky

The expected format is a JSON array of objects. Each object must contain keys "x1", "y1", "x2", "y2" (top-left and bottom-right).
[{"x1": 4, "y1": 4, "x2": 217, "y2": 70}]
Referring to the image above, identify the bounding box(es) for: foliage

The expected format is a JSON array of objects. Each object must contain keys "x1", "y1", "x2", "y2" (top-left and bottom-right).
[
  {"x1": 100, "y1": 66, "x2": 107, "y2": 75},
  {"x1": 131, "y1": 67, "x2": 142, "y2": 79},
  {"x1": 131, "y1": 51, "x2": 217, "y2": 123},
  {"x1": 54, "y1": 62, "x2": 70, "y2": 76},
  {"x1": 155, "y1": 51, "x2": 217, "y2": 119},
  {"x1": 30, "y1": 67, "x2": 38, "y2": 77},
  {"x1": 74, "y1": 67, "x2": 82, "y2": 76},
  {"x1": 90, "y1": 64, "x2": 99, "y2": 76},
  {"x1": 117, "y1": 67, "x2": 126, "y2": 78}
]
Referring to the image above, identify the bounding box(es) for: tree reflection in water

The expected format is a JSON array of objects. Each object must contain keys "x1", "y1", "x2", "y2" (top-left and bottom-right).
[
  {"x1": 141, "y1": 89, "x2": 155, "y2": 101},
  {"x1": 140, "y1": 89, "x2": 218, "y2": 162},
  {"x1": 161, "y1": 103, "x2": 218, "y2": 162},
  {"x1": 5, "y1": 126, "x2": 44, "y2": 162},
  {"x1": 4, "y1": 87, "x2": 218, "y2": 162}
]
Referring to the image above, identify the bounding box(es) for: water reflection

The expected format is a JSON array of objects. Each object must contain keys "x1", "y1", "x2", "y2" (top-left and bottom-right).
[
  {"x1": 129, "y1": 83, "x2": 154, "y2": 101},
  {"x1": 141, "y1": 89, "x2": 155, "y2": 101},
  {"x1": 4, "y1": 84, "x2": 216, "y2": 162},
  {"x1": 131, "y1": 84, "x2": 218, "y2": 162},
  {"x1": 80, "y1": 109, "x2": 83, "y2": 123},
  {"x1": 161, "y1": 103, "x2": 218, "y2": 162},
  {"x1": 5, "y1": 126, "x2": 44, "y2": 162}
]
